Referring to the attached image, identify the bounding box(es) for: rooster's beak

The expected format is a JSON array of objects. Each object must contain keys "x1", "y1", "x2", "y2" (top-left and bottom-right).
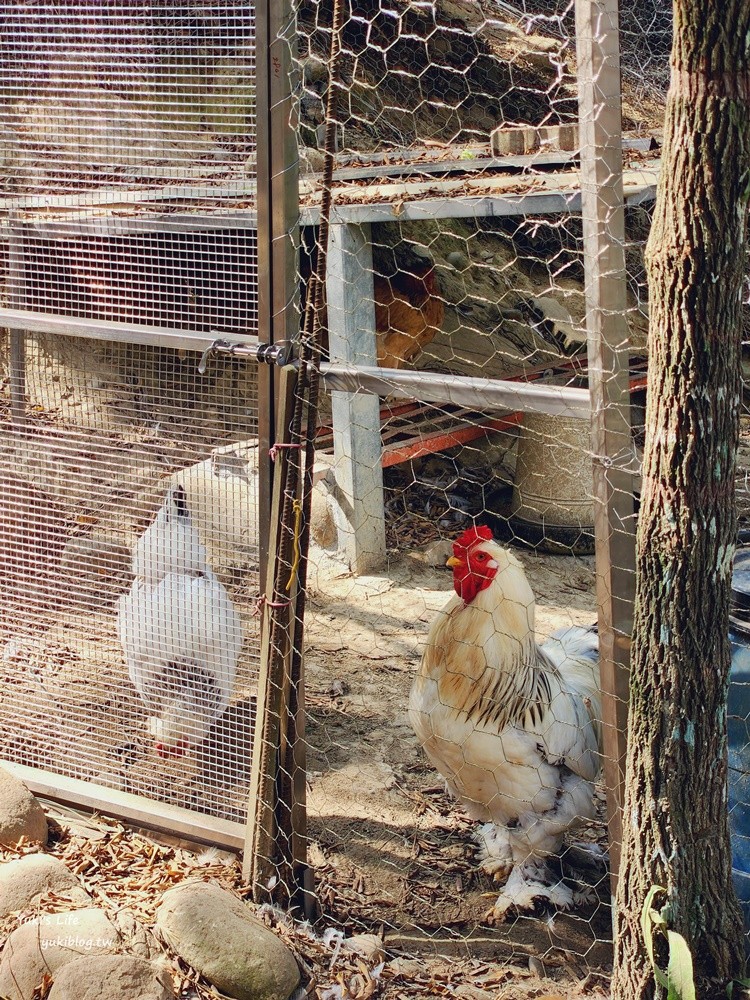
[{"x1": 446, "y1": 556, "x2": 461, "y2": 568}]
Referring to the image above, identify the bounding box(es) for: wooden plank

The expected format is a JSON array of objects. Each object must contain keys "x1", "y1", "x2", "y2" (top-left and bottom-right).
[
  {"x1": 327, "y1": 223, "x2": 387, "y2": 573},
  {"x1": 381, "y1": 413, "x2": 522, "y2": 467},
  {"x1": 243, "y1": 364, "x2": 299, "y2": 896},
  {"x1": 2, "y1": 167, "x2": 659, "y2": 232},
  {"x1": 319, "y1": 363, "x2": 592, "y2": 418},
  {"x1": 2, "y1": 761, "x2": 245, "y2": 849},
  {"x1": 575, "y1": 0, "x2": 636, "y2": 891}
]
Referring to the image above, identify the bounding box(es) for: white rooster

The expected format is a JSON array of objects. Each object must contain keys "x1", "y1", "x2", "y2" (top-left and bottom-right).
[
  {"x1": 409, "y1": 525, "x2": 601, "y2": 920},
  {"x1": 117, "y1": 485, "x2": 242, "y2": 759}
]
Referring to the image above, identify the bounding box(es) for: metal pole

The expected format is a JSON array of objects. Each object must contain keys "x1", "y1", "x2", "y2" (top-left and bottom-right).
[
  {"x1": 255, "y1": 0, "x2": 300, "y2": 582},
  {"x1": 575, "y1": 0, "x2": 636, "y2": 891}
]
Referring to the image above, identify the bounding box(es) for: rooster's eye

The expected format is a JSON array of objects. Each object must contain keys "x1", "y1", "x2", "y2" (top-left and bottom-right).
[{"x1": 475, "y1": 552, "x2": 487, "y2": 561}]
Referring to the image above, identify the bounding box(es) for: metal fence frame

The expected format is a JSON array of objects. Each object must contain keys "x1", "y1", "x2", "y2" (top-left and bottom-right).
[
  {"x1": 243, "y1": 0, "x2": 637, "y2": 908},
  {"x1": 0, "y1": 0, "x2": 637, "y2": 920}
]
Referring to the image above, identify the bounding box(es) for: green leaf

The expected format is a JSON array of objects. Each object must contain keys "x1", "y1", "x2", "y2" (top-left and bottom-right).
[
  {"x1": 665, "y1": 929, "x2": 696, "y2": 1000},
  {"x1": 640, "y1": 885, "x2": 697, "y2": 1000},
  {"x1": 641, "y1": 885, "x2": 669, "y2": 988}
]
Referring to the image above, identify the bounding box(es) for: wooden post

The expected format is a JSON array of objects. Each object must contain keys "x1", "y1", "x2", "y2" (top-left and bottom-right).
[
  {"x1": 575, "y1": 0, "x2": 636, "y2": 890},
  {"x1": 327, "y1": 222, "x2": 387, "y2": 573},
  {"x1": 246, "y1": 0, "x2": 300, "y2": 896},
  {"x1": 255, "y1": 0, "x2": 299, "y2": 584}
]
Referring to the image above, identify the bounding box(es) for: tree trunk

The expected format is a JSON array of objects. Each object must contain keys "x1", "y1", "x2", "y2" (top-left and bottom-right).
[{"x1": 612, "y1": 2, "x2": 750, "y2": 997}]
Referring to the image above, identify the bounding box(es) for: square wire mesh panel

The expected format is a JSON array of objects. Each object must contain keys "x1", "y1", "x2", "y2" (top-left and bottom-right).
[
  {"x1": 1, "y1": 2, "x2": 256, "y2": 193},
  {"x1": 1, "y1": 0, "x2": 258, "y2": 339},
  {"x1": 0, "y1": 2, "x2": 261, "y2": 836},
  {"x1": 0, "y1": 339, "x2": 260, "y2": 827}
]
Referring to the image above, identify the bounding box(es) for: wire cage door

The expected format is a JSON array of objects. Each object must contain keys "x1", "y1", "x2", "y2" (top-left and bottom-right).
[{"x1": 0, "y1": 1, "x2": 281, "y2": 848}]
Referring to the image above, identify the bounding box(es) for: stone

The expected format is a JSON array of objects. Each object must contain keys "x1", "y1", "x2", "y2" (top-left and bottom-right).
[
  {"x1": 156, "y1": 881, "x2": 300, "y2": 1000},
  {"x1": 310, "y1": 479, "x2": 338, "y2": 550},
  {"x1": 47, "y1": 954, "x2": 174, "y2": 1000},
  {"x1": 0, "y1": 768, "x2": 48, "y2": 847},
  {"x1": 0, "y1": 907, "x2": 120, "y2": 1000},
  {"x1": 0, "y1": 854, "x2": 89, "y2": 928},
  {"x1": 446, "y1": 251, "x2": 469, "y2": 270}
]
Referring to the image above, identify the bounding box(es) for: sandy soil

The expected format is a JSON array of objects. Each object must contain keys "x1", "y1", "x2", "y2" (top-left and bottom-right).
[{"x1": 302, "y1": 543, "x2": 613, "y2": 978}]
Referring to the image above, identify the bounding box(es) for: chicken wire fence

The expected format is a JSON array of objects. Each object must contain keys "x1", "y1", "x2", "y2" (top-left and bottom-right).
[
  {"x1": 0, "y1": 1, "x2": 265, "y2": 845},
  {"x1": 1, "y1": 0, "x2": 748, "y2": 994},
  {"x1": 250, "y1": 0, "x2": 750, "y2": 986}
]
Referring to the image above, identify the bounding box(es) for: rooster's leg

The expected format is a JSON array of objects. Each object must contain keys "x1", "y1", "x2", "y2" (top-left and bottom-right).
[
  {"x1": 475, "y1": 822, "x2": 513, "y2": 880},
  {"x1": 487, "y1": 860, "x2": 574, "y2": 923}
]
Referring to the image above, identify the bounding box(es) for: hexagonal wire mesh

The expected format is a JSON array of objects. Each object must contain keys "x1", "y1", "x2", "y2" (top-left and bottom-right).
[
  {"x1": 0, "y1": 1, "x2": 263, "y2": 845},
  {"x1": 4, "y1": 0, "x2": 747, "y2": 997},
  {"x1": 245, "y1": 0, "x2": 669, "y2": 994},
  {"x1": 258, "y1": 0, "x2": 748, "y2": 996}
]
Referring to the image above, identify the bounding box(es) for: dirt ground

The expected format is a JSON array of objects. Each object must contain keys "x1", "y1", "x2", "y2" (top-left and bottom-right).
[
  {"x1": 0, "y1": 366, "x2": 614, "y2": 999},
  {"x1": 302, "y1": 542, "x2": 613, "y2": 979}
]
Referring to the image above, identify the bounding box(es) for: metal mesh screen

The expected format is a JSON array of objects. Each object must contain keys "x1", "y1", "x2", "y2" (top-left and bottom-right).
[
  {"x1": 0, "y1": 1, "x2": 260, "y2": 844},
  {"x1": 248, "y1": 0, "x2": 663, "y2": 994}
]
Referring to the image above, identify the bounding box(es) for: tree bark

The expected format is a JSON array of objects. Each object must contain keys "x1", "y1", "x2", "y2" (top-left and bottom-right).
[{"x1": 612, "y1": 2, "x2": 750, "y2": 997}]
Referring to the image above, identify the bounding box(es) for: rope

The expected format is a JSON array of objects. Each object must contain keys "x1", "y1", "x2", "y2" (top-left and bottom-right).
[{"x1": 285, "y1": 499, "x2": 304, "y2": 592}]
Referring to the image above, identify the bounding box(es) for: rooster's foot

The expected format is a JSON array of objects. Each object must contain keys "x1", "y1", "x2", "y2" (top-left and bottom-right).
[
  {"x1": 475, "y1": 823, "x2": 513, "y2": 880},
  {"x1": 486, "y1": 863, "x2": 574, "y2": 923},
  {"x1": 571, "y1": 884, "x2": 598, "y2": 907}
]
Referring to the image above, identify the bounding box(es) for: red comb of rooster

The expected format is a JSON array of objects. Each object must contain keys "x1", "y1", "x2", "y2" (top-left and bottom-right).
[{"x1": 453, "y1": 525, "x2": 494, "y2": 554}]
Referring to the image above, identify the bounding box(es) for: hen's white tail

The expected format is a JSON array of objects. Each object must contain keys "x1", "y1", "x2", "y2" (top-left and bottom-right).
[{"x1": 132, "y1": 484, "x2": 209, "y2": 585}]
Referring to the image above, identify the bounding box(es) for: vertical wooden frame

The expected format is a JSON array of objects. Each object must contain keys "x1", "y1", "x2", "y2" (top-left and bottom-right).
[
  {"x1": 575, "y1": 0, "x2": 636, "y2": 888},
  {"x1": 245, "y1": 0, "x2": 302, "y2": 893},
  {"x1": 255, "y1": 0, "x2": 300, "y2": 580}
]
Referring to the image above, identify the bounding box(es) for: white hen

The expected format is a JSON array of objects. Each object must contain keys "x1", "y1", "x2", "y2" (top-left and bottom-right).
[
  {"x1": 117, "y1": 485, "x2": 242, "y2": 758},
  {"x1": 410, "y1": 525, "x2": 601, "y2": 920}
]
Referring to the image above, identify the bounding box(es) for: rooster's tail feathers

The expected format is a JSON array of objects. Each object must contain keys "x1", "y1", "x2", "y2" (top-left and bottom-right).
[
  {"x1": 540, "y1": 625, "x2": 601, "y2": 727},
  {"x1": 542, "y1": 625, "x2": 598, "y2": 668}
]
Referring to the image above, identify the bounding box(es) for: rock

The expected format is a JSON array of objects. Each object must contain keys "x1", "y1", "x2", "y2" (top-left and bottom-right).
[
  {"x1": 310, "y1": 479, "x2": 338, "y2": 549},
  {"x1": 47, "y1": 954, "x2": 174, "y2": 1000},
  {"x1": 446, "y1": 250, "x2": 469, "y2": 270},
  {"x1": 0, "y1": 855, "x2": 89, "y2": 928},
  {"x1": 0, "y1": 907, "x2": 120, "y2": 1000},
  {"x1": 0, "y1": 768, "x2": 48, "y2": 847},
  {"x1": 301, "y1": 148, "x2": 326, "y2": 173},
  {"x1": 156, "y1": 881, "x2": 300, "y2": 1000}
]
